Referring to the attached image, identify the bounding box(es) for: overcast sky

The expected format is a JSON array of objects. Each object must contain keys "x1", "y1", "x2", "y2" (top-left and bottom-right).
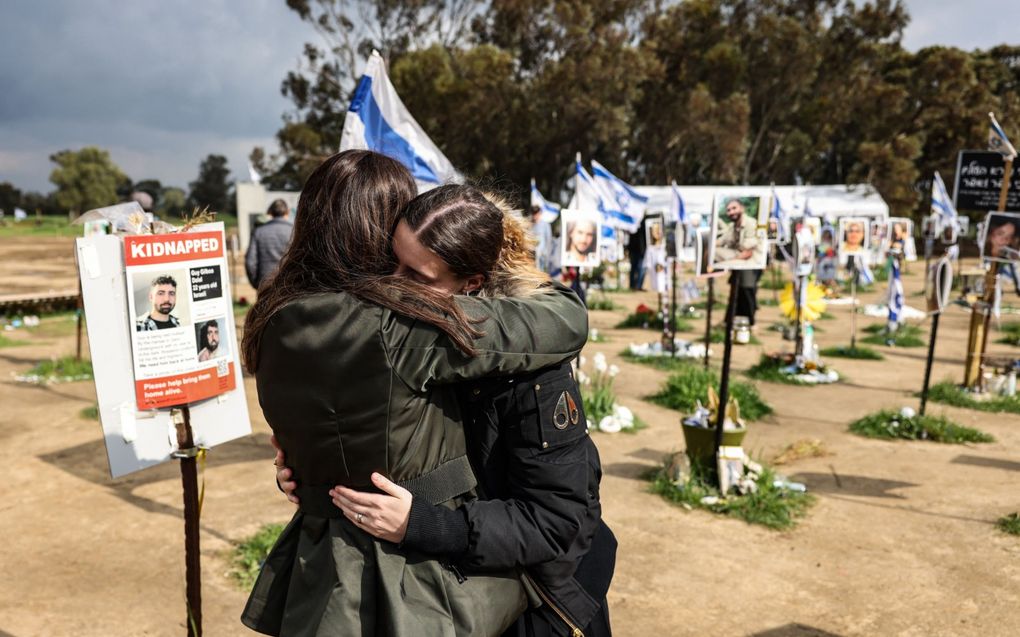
[{"x1": 1, "y1": 0, "x2": 1017, "y2": 193}]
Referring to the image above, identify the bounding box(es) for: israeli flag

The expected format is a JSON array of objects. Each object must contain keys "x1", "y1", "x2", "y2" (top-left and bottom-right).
[
  {"x1": 670, "y1": 180, "x2": 686, "y2": 226},
  {"x1": 887, "y1": 257, "x2": 904, "y2": 326},
  {"x1": 770, "y1": 185, "x2": 789, "y2": 242},
  {"x1": 247, "y1": 161, "x2": 262, "y2": 185},
  {"x1": 340, "y1": 51, "x2": 461, "y2": 188},
  {"x1": 591, "y1": 159, "x2": 647, "y2": 233},
  {"x1": 988, "y1": 112, "x2": 1018, "y2": 161},
  {"x1": 530, "y1": 179, "x2": 560, "y2": 223},
  {"x1": 858, "y1": 257, "x2": 875, "y2": 286},
  {"x1": 567, "y1": 155, "x2": 603, "y2": 215},
  {"x1": 930, "y1": 171, "x2": 958, "y2": 222}
]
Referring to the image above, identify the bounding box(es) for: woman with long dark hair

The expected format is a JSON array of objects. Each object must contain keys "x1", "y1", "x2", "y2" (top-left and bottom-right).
[
  {"x1": 240, "y1": 151, "x2": 587, "y2": 636},
  {"x1": 277, "y1": 185, "x2": 615, "y2": 636}
]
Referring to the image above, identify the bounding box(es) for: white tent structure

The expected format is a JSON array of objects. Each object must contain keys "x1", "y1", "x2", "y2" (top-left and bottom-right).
[{"x1": 634, "y1": 183, "x2": 889, "y2": 225}]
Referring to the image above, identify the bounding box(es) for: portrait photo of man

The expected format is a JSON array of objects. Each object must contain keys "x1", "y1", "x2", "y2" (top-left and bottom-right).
[
  {"x1": 709, "y1": 195, "x2": 767, "y2": 270},
  {"x1": 135, "y1": 275, "x2": 183, "y2": 331},
  {"x1": 196, "y1": 318, "x2": 225, "y2": 361},
  {"x1": 561, "y1": 210, "x2": 601, "y2": 267}
]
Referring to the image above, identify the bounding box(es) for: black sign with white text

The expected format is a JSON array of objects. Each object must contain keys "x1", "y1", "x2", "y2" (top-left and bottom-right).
[{"x1": 953, "y1": 151, "x2": 1020, "y2": 213}]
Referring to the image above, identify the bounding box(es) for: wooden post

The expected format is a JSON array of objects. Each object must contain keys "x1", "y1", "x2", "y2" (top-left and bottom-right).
[
  {"x1": 172, "y1": 407, "x2": 203, "y2": 637},
  {"x1": 794, "y1": 274, "x2": 804, "y2": 357},
  {"x1": 849, "y1": 257, "x2": 859, "y2": 351},
  {"x1": 920, "y1": 312, "x2": 941, "y2": 416},
  {"x1": 713, "y1": 273, "x2": 739, "y2": 458}
]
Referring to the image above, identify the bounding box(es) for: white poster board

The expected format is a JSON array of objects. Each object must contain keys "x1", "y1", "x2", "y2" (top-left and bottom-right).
[
  {"x1": 560, "y1": 209, "x2": 601, "y2": 268},
  {"x1": 76, "y1": 222, "x2": 251, "y2": 478}
]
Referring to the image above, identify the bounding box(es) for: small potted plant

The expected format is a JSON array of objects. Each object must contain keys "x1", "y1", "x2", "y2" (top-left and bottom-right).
[{"x1": 681, "y1": 387, "x2": 747, "y2": 468}]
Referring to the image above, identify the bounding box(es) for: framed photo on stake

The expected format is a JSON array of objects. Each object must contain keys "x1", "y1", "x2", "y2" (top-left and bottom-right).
[{"x1": 708, "y1": 194, "x2": 768, "y2": 271}]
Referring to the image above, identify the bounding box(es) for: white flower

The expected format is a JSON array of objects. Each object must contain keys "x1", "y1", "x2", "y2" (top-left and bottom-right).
[
  {"x1": 590, "y1": 328, "x2": 599, "y2": 340},
  {"x1": 899, "y1": 406, "x2": 916, "y2": 419},
  {"x1": 579, "y1": 355, "x2": 587, "y2": 368},
  {"x1": 587, "y1": 418, "x2": 596, "y2": 431},
  {"x1": 612, "y1": 404, "x2": 634, "y2": 425},
  {"x1": 608, "y1": 364, "x2": 620, "y2": 377},
  {"x1": 700, "y1": 496, "x2": 719, "y2": 506},
  {"x1": 593, "y1": 352, "x2": 608, "y2": 373},
  {"x1": 598, "y1": 415, "x2": 622, "y2": 433},
  {"x1": 744, "y1": 459, "x2": 763, "y2": 475},
  {"x1": 576, "y1": 370, "x2": 589, "y2": 385}
]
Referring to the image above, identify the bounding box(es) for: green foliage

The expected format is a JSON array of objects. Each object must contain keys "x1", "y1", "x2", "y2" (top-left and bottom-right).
[
  {"x1": 759, "y1": 275, "x2": 787, "y2": 290},
  {"x1": 49, "y1": 147, "x2": 129, "y2": 215},
  {"x1": 820, "y1": 345, "x2": 884, "y2": 360},
  {"x1": 231, "y1": 523, "x2": 285, "y2": 589},
  {"x1": 80, "y1": 404, "x2": 99, "y2": 420},
  {"x1": 926, "y1": 382, "x2": 1020, "y2": 414},
  {"x1": 650, "y1": 463, "x2": 814, "y2": 530},
  {"x1": 759, "y1": 298, "x2": 780, "y2": 307},
  {"x1": 998, "y1": 513, "x2": 1020, "y2": 536},
  {"x1": 648, "y1": 366, "x2": 772, "y2": 421},
  {"x1": 692, "y1": 299, "x2": 726, "y2": 311},
  {"x1": 24, "y1": 356, "x2": 93, "y2": 383},
  {"x1": 0, "y1": 333, "x2": 27, "y2": 348},
  {"x1": 848, "y1": 410, "x2": 993, "y2": 444},
  {"x1": 709, "y1": 327, "x2": 761, "y2": 345},
  {"x1": 621, "y1": 350, "x2": 698, "y2": 372},
  {"x1": 188, "y1": 154, "x2": 232, "y2": 213},
  {"x1": 995, "y1": 322, "x2": 1020, "y2": 346},
  {"x1": 586, "y1": 294, "x2": 619, "y2": 311},
  {"x1": 861, "y1": 323, "x2": 925, "y2": 347},
  {"x1": 0, "y1": 216, "x2": 85, "y2": 238},
  {"x1": 745, "y1": 355, "x2": 813, "y2": 386}
]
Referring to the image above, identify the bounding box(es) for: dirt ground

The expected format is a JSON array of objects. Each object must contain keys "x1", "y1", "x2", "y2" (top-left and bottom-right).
[{"x1": 1, "y1": 235, "x2": 1018, "y2": 637}]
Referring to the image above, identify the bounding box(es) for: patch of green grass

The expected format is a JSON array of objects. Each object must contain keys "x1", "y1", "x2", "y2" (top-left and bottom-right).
[
  {"x1": 818, "y1": 311, "x2": 836, "y2": 321},
  {"x1": 22, "y1": 356, "x2": 93, "y2": 383},
  {"x1": 647, "y1": 366, "x2": 773, "y2": 421},
  {"x1": 621, "y1": 350, "x2": 700, "y2": 372},
  {"x1": 995, "y1": 322, "x2": 1020, "y2": 346},
  {"x1": 745, "y1": 354, "x2": 814, "y2": 386},
  {"x1": 0, "y1": 333, "x2": 27, "y2": 348},
  {"x1": 709, "y1": 328, "x2": 761, "y2": 345},
  {"x1": 80, "y1": 404, "x2": 99, "y2": 420},
  {"x1": 926, "y1": 381, "x2": 1020, "y2": 414},
  {"x1": 820, "y1": 345, "x2": 884, "y2": 360},
  {"x1": 759, "y1": 275, "x2": 788, "y2": 290},
  {"x1": 860, "y1": 323, "x2": 925, "y2": 347},
  {"x1": 616, "y1": 312, "x2": 692, "y2": 332},
  {"x1": 998, "y1": 513, "x2": 1020, "y2": 536},
  {"x1": 0, "y1": 216, "x2": 81, "y2": 237},
  {"x1": 231, "y1": 523, "x2": 285, "y2": 589},
  {"x1": 759, "y1": 298, "x2": 780, "y2": 307},
  {"x1": 650, "y1": 462, "x2": 814, "y2": 530},
  {"x1": 586, "y1": 294, "x2": 620, "y2": 311},
  {"x1": 848, "y1": 409, "x2": 993, "y2": 444},
  {"x1": 692, "y1": 299, "x2": 725, "y2": 311}
]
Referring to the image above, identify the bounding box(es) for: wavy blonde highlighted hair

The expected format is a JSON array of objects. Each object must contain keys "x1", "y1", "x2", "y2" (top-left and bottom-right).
[{"x1": 479, "y1": 191, "x2": 551, "y2": 298}]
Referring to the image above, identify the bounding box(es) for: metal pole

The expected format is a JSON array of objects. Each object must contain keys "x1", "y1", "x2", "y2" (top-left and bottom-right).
[
  {"x1": 172, "y1": 406, "x2": 203, "y2": 637},
  {"x1": 713, "y1": 273, "x2": 739, "y2": 460},
  {"x1": 794, "y1": 274, "x2": 804, "y2": 357},
  {"x1": 850, "y1": 258, "x2": 859, "y2": 351},
  {"x1": 670, "y1": 259, "x2": 678, "y2": 358},
  {"x1": 704, "y1": 277, "x2": 714, "y2": 370},
  {"x1": 920, "y1": 312, "x2": 941, "y2": 416}
]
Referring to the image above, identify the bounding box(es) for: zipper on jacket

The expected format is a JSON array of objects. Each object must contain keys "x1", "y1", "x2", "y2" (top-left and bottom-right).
[
  {"x1": 442, "y1": 562, "x2": 466, "y2": 584},
  {"x1": 523, "y1": 573, "x2": 583, "y2": 637}
]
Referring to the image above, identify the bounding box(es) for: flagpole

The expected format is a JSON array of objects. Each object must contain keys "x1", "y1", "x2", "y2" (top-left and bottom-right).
[{"x1": 849, "y1": 257, "x2": 859, "y2": 351}]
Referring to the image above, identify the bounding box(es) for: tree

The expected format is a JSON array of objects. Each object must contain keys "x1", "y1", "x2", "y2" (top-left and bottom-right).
[
  {"x1": 188, "y1": 154, "x2": 233, "y2": 214},
  {"x1": 0, "y1": 181, "x2": 22, "y2": 214},
  {"x1": 49, "y1": 147, "x2": 130, "y2": 216},
  {"x1": 159, "y1": 187, "x2": 188, "y2": 218}
]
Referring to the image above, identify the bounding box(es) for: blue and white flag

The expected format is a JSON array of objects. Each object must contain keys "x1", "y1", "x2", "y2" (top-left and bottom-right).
[
  {"x1": 670, "y1": 180, "x2": 687, "y2": 226},
  {"x1": 930, "y1": 171, "x2": 958, "y2": 223},
  {"x1": 340, "y1": 51, "x2": 461, "y2": 188},
  {"x1": 887, "y1": 257, "x2": 904, "y2": 327},
  {"x1": 989, "y1": 112, "x2": 1018, "y2": 161},
  {"x1": 857, "y1": 256, "x2": 875, "y2": 286},
  {"x1": 591, "y1": 159, "x2": 647, "y2": 233},
  {"x1": 770, "y1": 185, "x2": 789, "y2": 242},
  {"x1": 530, "y1": 179, "x2": 560, "y2": 223},
  {"x1": 567, "y1": 155, "x2": 603, "y2": 215}
]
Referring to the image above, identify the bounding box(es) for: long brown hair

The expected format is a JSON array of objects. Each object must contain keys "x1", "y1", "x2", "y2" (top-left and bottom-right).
[
  {"x1": 241, "y1": 150, "x2": 482, "y2": 372},
  {"x1": 402, "y1": 185, "x2": 550, "y2": 298}
]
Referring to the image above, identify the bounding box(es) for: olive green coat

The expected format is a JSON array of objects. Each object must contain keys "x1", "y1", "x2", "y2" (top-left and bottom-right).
[{"x1": 242, "y1": 284, "x2": 588, "y2": 636}]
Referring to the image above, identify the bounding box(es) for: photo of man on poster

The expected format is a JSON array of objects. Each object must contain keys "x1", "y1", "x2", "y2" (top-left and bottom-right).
[
  {"x1": 196, "y1": 318, "x2": 224, "y2": 361},
  {"x1": 136, "y1": 275, "x2": 183, "y2": 331}
]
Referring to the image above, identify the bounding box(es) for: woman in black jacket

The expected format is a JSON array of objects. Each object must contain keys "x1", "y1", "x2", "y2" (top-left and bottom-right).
[{"x1": 277, "y1": 185, "x2": 615, "y2": 636}]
